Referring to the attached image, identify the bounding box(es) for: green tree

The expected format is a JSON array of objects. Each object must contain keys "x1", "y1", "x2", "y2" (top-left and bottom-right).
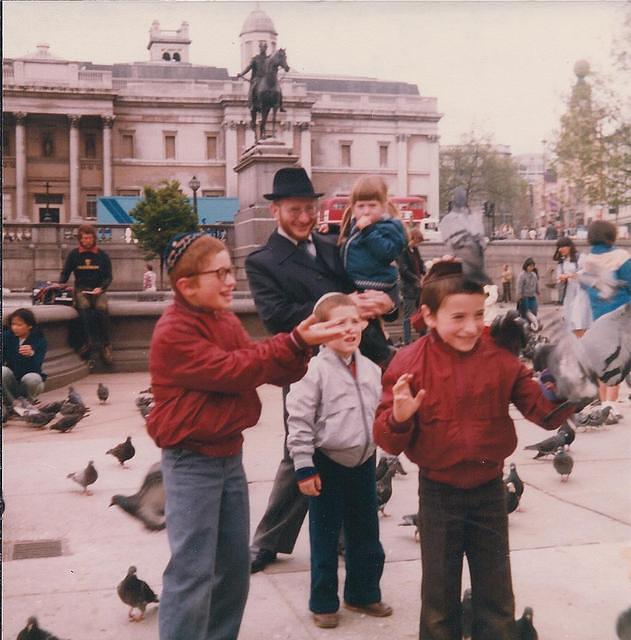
[
  {"x1": 130, "y1": 180, "x2": 199, "y2": 288},
  {"x1": 440, "y1": 132, "x2": 530, "y2": 231}
]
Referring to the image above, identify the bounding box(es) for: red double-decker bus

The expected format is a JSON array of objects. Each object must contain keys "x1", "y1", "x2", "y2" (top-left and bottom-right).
[{"x1": 317, "y1": 195, "x2": 428, "y2": 227}]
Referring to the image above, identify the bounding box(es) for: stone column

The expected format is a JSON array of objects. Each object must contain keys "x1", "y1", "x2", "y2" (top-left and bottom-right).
[
  {"x1": 223, "y1": 120, "x2": 238, "y2": 198},
  {"x1": 396, "y1": 134, "x2": 409, "y2": 197},
  {"x1": 68, "y1": 115, "x2": 81, "y2": 222},
  {"x1": 427, "y1": 134, "x2": 440, "y2": 218},
  {"x1": 297, "y1": 122, "x2": 312, "y2": 174},
  {"x1": 102, "y1": 116, "x2": 114, "y2": 196},
  {"x1": 15, "y1": 112, "x2": 29, "y2": 222}
]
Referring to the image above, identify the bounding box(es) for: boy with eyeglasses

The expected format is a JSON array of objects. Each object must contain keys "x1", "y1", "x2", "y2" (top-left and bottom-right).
[{"x1": 147, "y1": 231, "x2": 345, "y2": 640}]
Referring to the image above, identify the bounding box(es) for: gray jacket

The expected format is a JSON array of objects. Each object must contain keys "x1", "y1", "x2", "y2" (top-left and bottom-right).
[
  {"x1": 286, "y1": 346, "x2": 382, "y2": 470},
  {"x1": 517, "y1": 270, "x2": 539, "y2": 298}
]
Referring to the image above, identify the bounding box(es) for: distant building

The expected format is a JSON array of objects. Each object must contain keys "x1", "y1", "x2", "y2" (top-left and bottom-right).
[{"x1": 3, "y1": 8, "x2": 441, "y2": 225}]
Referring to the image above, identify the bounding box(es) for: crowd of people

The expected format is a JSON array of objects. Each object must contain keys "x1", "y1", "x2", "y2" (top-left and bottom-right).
[{"x1": 3, "y1": 167, "x2": 629, "y2": 640}]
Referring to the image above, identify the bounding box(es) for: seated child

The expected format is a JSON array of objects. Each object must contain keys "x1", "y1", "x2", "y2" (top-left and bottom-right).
[
  {"x1": 374, "y1": 260, "x2": 574, "y2": 639},
  {"x1": 2, "y1": 308, "x2": 47, "y2": 412},
  {"x1": 287, "y1": 292, "x2": 392, "y2": 629},
  {"x1": 146, "y1": 232, "x2": 345, "y2": 640}
]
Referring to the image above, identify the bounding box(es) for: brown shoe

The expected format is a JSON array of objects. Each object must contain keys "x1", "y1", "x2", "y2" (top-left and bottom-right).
[
  {"x1": 312, "y1": 613, "x2": 339, "y2": 628},
  {"x1": 101, "y1": 345, "x2": 113, "y2": 365},
  {"x1": 343, "y1": 601, "x2": 393, "y2": 617}
]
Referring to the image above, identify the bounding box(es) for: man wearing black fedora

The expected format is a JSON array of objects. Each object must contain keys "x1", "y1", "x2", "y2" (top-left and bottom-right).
[{"x1": 245, "y1": 167, "x2": 396, "y2": 573}]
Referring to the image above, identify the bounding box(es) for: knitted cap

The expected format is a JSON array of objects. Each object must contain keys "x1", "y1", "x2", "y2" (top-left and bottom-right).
[{"x1": 164, "y1": 231, "x2": 205, "y2": 273}]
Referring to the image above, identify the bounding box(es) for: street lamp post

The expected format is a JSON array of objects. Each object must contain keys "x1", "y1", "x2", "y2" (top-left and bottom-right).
[{"x1": 188, "y1": 176, "x2": 200, "y2": 218}]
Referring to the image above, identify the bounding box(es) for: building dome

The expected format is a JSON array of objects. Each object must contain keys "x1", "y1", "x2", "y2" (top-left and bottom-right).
[{"x1": 240, "y1": 9, "x2": 277, "y2": 36}]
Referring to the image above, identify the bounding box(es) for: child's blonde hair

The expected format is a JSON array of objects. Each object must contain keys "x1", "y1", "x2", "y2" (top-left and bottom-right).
[
  {"x1": 338, "y1": 175, "x2": 401, "y2": 244},
  {"x1": 169, "y1": 235, "x2": 227, "y2": 290}
]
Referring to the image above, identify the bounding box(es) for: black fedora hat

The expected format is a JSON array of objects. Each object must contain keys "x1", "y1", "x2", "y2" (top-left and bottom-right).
[{"x1": 264, "y1": 167, "x2": 324, "y2": 201}]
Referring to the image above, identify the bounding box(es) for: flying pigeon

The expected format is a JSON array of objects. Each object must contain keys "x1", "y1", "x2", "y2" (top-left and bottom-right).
[
  {"x1": 461, "y1": 588, "x2": 473, "y2": 640},
  {"x1": 67, "y1": 460, "x2": 98, "y2": 494},
  {"x1": 49, "y1": 413, "x2": 84, "y2": 433},
  {"x1": 376, "y1": 458, "x2": 398, "y2": 516},
  {"x1": 515, "y1": 606, "x2": 538, "y2": 640},
  {"x1": 505, "y1": 463, "x2": 524, "y2": 501},
  {"x1": 110, "y1": 462, "x2": 165, "y2": 531},
  {"x1": 16, "y1": 616, "x2": 61, "y2": 640},
  {"x1": 553, "y1": 450, "x2": 574, "y2": 481},
  {"x1": 398, "y1": 513, "x2": 420, "y2": 541},
  {"x1": 117, "y1": 566, "x2": 159, "y2": 621},
  {"x1": 107, "y1": 436, "x2": 136, "y2": 466},
  {"x1": 504, "y1": 481, "x2": 520, "y2": 514},
  {"x1": 438, "y1": 186, "x2": 490, "y2": 284},
  {"x1": 524, "y1": 431, "x2": 569, "y2": 459},
  {"x1": 617, "y1": 606, "x2": 631, "y2": 640},
  {"x1": 97, "y1": 383, "x2": 109, "y2": 404},
  {"x1": 490, "y1": 310, "x2": 530, "y2": 356}
]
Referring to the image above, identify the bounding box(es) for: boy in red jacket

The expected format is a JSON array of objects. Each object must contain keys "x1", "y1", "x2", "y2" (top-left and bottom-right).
[
  {"x1": 148, "y1": 232, "x2": 344, "y2": 640},
  {"x1": 374, "y1": 261, "x2": 573, "y2": 640}
]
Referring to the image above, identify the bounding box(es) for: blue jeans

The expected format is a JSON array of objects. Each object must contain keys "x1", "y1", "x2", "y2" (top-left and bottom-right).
[
  {"x1": 418, "y1": 476, "x2": 516, "y2": 640},
  {"x1": 308, "y1": 451, "x2": 385, "y2": 614},
  {"x1": 2, "y1": 366, "x2": 44, "y2": 407},
  {"x1": 518, "y1": 296, "x2": 538, "y2": 318},
  {"x1": 160, "y1": 448, "x2": 250, "y2": 640}
]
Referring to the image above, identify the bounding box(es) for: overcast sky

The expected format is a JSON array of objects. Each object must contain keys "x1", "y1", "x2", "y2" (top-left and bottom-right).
[{"x1": 3, "y1": 0, "x2": 627, "y2": 155}]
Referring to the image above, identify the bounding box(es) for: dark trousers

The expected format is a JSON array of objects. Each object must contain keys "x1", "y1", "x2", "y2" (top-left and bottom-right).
[
  {"x1": 418, "y1": 476, "x2": 516, "y2": 640},
  {"x1": 501, "y1": 282, "x2": 512, "y2": 303},
  {"x1": 251, "y1": 386, "x2": 308, "y2": 555},
  {"x1": 308, "y1": 450, "x2": 385, "y2": 614},
  {"x1": 74, "y1": 290, "x2": 111, "y2": 348}
]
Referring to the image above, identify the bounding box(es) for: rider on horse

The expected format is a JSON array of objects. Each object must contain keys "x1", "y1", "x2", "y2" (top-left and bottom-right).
[{"x1": 238, "y1": 41, "x2": 286, "y2": 113}]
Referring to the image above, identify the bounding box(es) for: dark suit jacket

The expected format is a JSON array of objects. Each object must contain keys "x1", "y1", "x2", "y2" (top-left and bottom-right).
[{"x1": 245, "y1": 230, "x2": 355, "y2": 335}]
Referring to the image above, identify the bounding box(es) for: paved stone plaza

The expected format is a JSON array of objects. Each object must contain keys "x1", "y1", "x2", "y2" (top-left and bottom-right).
[{"x1": 3, "y1": 330, "x2": 631, "y2": 639}]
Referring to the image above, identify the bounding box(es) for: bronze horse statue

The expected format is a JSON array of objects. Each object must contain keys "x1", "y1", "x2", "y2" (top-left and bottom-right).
[{"x1": 251, "y1": 48, "x2": 289, "y2": 140}]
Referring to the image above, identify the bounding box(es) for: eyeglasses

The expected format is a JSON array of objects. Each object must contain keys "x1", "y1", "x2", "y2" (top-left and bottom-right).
[{"x1": 196, "y1": 266, "x2": 235, "y2": 282}]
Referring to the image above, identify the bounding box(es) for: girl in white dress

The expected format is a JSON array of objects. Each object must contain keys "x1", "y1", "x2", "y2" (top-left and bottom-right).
[{"x1": 554, "y1": 237, "x2": 592, "y2": 336}]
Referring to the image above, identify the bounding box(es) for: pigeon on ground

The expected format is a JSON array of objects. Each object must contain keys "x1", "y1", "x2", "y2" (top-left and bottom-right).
[
  {"x1": 504, "y1": 481, "x2": 520, "y2": 514},
  {"x1": 524, "y1": 431, "x2": 569, "y2": 459},
  {"x1": 117, "y1": 566, "x2": 159, "y2": 621},
  {"x1": 49, "y1": 412, "x2": 84, "y2": 433},
  {"x1": 97, "y1": 382, "x2": 109, "y2": 404},
  {"x1": 110, "y1": 462, "x2": 165, "y2": 531},
  {"x1": 67, "y1": 460, "x2": 98, "y2": 494},
  {"x1": 515, "y1": 606, "x2": 538, "y2": 640},
  {"x1": 461, "y1": 588, "x2": 473, "y2": 639},
  {"x1": 376, "y1": 453, "x2": 406, "y2": 480},
  {"x1": 19, "y1": 411, "x2": 56, "y2": 427},
  {"x1": 37, "y1": 401, "x2": 64, "y2": 415},
  {"x1": 398, "y1": 513, "x2": 420, "y2": 541},
  {"x1": 553, "y1": 450, "x2": 574, "y2": 482},
  {"x1": 16, "y1": 616, "x2": 61, "y2": 640},
  {"x1": 617, "y1": 606, "x2": 631, "y2": 640},
  {"x1": 107, "y1": 436, "x2": 136, "y2": 466},
  {"x1": 67, "y1": 386, "x2": 86, "y2": 410},
  {"x1": 505, "y1": 463, "x2": 524, "y2": 501},
  {"x1": 376, "y1": 459, "x2": 398, "y2": 516}
]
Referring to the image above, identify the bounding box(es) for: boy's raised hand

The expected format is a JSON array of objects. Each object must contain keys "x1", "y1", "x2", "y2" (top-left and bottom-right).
[
  {"x1": 295, "y1": 314, "x2": 346, "y2": 346},
  {"x1": 392, "y1": 373, "x2": 425, "y2": 423}
]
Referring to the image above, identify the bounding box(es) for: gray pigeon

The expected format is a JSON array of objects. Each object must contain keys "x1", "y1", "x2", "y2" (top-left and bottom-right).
[
  {"x1": 553, "y1": 450, "x2": 574, "y2": 482},
  {"x1": 107, "y1": 436, "x2": 135, "y2": 466},
  {"x1": 505, "y1": 463, "x2": 524, "y2": 500},
  {"x1": 110, "y1": 462, "x2": 165, "y2": 531},
  {"x1": 376, "y1": 459, "x2": 398, "y2": 516},
  {"x1": 524, "y1": 432, "x2": 569, "y2": 459},
  {"x1": 376, "y1": 453, "x2": 406, "y2": 480},
  {"x1": 461, "y1": 588, "x2": 473, "y2": 639},
  {"x1": 97, "y1": 382, "x2": 109, "y2": 404},
  {"x1": 617, "y1": 606, "x2": 631, "y2": 640},
  {"x1": 557, "y1": 421, "x2": 576, "y2": 448},
  {"x1": 16, "y1": 616, "x2": 61, "y2": 640},
  {"x1": 117, "y1": 566, "x2": 159, "y2": 621},
  {"x1": 515, "y1": 606, "x2": 538, "y2": 640},
  {"x1": 20, "y1": 411, "x2": 56, "y2": 427},
  {"x1": 49, "y1": 413, "x2": 84, "y2": 433},
  {"x1": 67, "y1": 460, "x2": 98, "y2": 494},
  {"x1": 37, "y1": 401, "x2": 64, "y2": 415},
  {"x1": 504, "y1": 481, "x2": 520, "y2": 514},
  {"x1": 67, "y1": 386, "x2": 85, "y2": 410}
]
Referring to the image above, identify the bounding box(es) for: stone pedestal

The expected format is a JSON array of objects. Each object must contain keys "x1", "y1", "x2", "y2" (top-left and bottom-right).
[{"x1": 232, "y1": 138, "x2": 299, "y2": 291}]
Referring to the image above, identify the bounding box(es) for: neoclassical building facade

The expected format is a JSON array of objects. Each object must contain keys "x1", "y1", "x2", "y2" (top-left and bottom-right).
[{"x1": 2, "y1": 9, "x2": 441, "y2": 224}]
